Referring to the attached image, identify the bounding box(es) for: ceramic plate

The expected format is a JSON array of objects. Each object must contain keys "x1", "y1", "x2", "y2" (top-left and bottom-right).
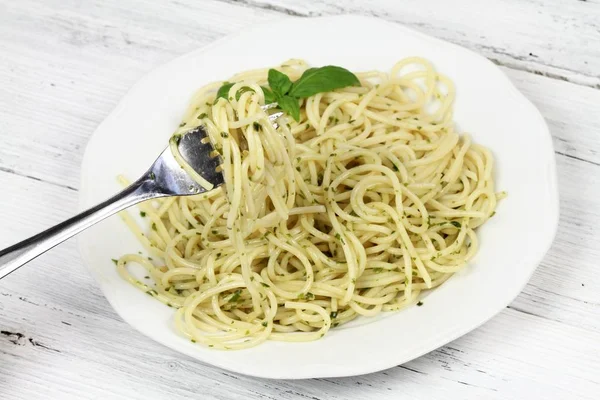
[{"x1": 78, "y1": 15, "x2": 558, "y2": 379}]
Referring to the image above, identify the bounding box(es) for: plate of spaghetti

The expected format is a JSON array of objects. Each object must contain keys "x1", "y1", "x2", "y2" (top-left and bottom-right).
[{"x1": 78, "y1": 15, "x2": 558, "y2": 378}]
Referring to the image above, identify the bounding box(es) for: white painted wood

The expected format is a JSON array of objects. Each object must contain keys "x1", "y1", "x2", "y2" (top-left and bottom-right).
[
  {"x1": 0, "y1": 0, "x2": 599, "y2": 398},
  {"x1": 236, "y1": 0, "x2": 600, "y2": 89}
]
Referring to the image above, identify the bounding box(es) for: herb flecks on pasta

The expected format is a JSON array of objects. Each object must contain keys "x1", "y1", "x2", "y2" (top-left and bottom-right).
[{"x1": 115, "y1": 58, "x2": 502, "y2": 350}]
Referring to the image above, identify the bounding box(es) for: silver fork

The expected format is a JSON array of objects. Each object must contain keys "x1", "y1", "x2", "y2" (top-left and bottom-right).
[{"x1": 0, "y1": 110, "x2": 283, "y2": 279}]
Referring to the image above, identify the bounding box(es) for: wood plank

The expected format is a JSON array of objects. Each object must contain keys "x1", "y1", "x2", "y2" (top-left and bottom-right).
[
  {"x1": 234, "y1": 0, "x2": 600, "y2": 88},
  {"x1": 0, "y1": 0, "x2": 278, "y2": 189}
]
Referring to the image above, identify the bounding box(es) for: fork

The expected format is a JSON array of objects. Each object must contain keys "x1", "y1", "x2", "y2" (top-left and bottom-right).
[{"x1": 0, "y1": 109, "x2": 282, "y2": 280}]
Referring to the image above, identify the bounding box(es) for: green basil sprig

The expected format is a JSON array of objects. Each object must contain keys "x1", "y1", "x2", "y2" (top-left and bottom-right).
[{"x1": 215, "y1": 65, "x2": 360, "y2": 121}]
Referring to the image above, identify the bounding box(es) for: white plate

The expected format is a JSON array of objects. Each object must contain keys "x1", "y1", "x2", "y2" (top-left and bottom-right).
[{"x1": 78, "y1": 15, "x2": 558, "y2": 379}]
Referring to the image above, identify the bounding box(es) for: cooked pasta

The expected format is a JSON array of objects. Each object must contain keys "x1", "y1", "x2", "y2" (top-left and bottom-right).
[{"x1": 115, "y1": 58, "x2": 503, "y2": 350}]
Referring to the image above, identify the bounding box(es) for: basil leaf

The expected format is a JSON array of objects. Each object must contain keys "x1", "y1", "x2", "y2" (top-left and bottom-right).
[
  {"x1": 235, "y1": 86, "x2": 255, "y2": 100},
  {"x1": 262, "y1": 86, "x2": 276, "y2": 104},
  {"x1": 228, "y1": 289, "x2": 242, "y2": 303},
  {"x1": 215, "y1": 82, "x2": 234, "y2": 101},
  {"x1": 289, "y1": 66, "x2": 360, "y2": 98},
  {"x1": 276, "y1": 95, "x2": 301, "y2": 122},
  {"x1": 216, "y1": 83, "x2": 256, "y2": 103},
  {"x1": 268, "y1": 69, "x2": 293, "y2": 96}
]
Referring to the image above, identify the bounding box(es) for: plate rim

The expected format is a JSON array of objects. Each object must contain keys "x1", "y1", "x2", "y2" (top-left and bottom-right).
[{"x1": 77, "y1": 14, "x2": 559, "y2": 379}]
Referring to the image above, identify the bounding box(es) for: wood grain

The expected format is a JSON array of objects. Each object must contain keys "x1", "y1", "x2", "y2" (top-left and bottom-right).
[
  {"x1": 227, "y1": 0, "x2": 600, "y2": 89},
  {"x1": 0, "y1": 0, "x2": 598, "y2": 399}
]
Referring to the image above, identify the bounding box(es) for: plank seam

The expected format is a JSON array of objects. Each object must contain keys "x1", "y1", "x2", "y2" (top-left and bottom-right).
[
  {"x1": 212, "y1": 0, "x2": 600, "y2": 90},
  {"x1": 0, "y1": 166, "x2": 78, "y2": 192}
]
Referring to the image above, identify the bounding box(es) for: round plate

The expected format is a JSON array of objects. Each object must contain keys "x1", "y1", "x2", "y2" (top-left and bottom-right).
[{"x1": 78, "y1": 15, "x2": 558, "y2": 379}]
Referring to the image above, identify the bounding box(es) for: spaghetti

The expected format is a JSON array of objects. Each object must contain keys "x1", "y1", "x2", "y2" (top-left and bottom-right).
[{"x1": 116, "y1": 58, "x2": 503, "y2": 350}]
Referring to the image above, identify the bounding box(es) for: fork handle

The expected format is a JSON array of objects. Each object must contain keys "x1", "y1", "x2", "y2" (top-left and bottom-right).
[{"x1": 0, "y1": 179, "x2": 155, "y2": 280}]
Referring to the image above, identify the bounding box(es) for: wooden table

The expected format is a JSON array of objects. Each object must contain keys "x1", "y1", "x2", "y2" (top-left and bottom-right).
[{"x1": 0, "y1": 1, "x2": 598, "y2": 398}]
